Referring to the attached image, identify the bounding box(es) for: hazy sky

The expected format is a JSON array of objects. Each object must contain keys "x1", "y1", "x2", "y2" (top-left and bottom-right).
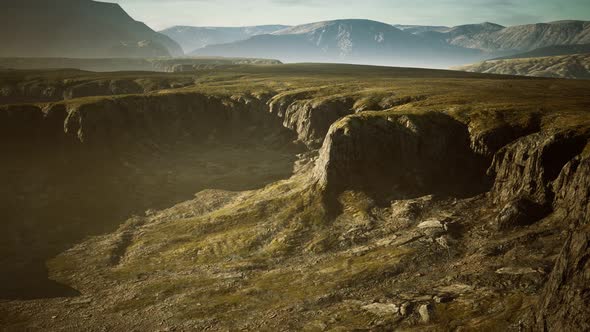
[{"x1": 109, "y1": 0, "x2": 590, "y2": 30}]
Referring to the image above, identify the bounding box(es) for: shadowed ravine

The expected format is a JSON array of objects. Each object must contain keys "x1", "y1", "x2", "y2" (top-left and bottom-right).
[{"x1": 0, "y1": 93, "x2": 302, "y2": 299}]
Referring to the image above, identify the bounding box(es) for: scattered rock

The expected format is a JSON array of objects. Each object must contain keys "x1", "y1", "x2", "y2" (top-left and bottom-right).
[
  {"x1": 417, "y1": 219, "x2": 445, "y2": 229},
  {"x1": 361, "y1": 303, "x2": 399, "y2": 316},
  {"x1": 418, "y1": 304, "x2": 432, "y2": 323}
]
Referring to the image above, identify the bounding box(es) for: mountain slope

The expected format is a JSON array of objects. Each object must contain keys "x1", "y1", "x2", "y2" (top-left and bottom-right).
[
  {"x1": 160, "y1": 25, "x2": 289, "y2": 53},
  {"x1": 454, "y1": 53, "x2": 590, "y2": 79},
  {"x1": 0, "y1": 0, "x2": 183, "y2": 58},
  {"x1": 192, "y1": 19, "x2": 481, "y2": 68},
  {"x1": 493, "y1": 43, "x2": 590, "y2": 60},
  {"x1": 393, "y1": 24, "x2": 450, "y2": 34},
  {"x1": 427, "y1": 20, "x2": 590, "y2": 54}
]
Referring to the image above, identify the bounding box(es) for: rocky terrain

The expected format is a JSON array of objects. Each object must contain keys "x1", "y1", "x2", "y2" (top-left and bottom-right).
[
  {"x1": 0, "y1": 0, "x2": 182, "y2": 58},
  {"x1": 0, "y1": 63, "x2": 589, "y2": 331},
  {"x1": 455, "y1": 53, "x2": 590, "y2": 79}
]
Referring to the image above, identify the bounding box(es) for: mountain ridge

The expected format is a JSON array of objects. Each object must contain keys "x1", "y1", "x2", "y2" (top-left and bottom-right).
[
  {"x1": 160, "y1": 25, "x2": 289, "y2": 53},
  {"x1": 0, "y1": 0, "x2": 183, "y2": 58},
  {"x1": 191, "y1": 19, "x2": 482, "y2": 68},
  {"x1": 186, "y1": 19, "x2": 590, "y2": 68}
]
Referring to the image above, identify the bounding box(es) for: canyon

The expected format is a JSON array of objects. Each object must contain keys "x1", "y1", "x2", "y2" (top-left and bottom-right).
[{"x1": 1, "y1": 63, "x2": 589, "y2": 330}]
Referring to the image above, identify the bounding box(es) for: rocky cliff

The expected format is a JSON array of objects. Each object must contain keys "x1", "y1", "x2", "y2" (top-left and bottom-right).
[
  {"x1": 314, "y1": 112, "x2": 489, "y2": 200},
  {"x1": 2, "y1": 65, "x2": 590, "y2": 330},
  {"x1": 311, "y1": 106, "x2": 590, "y2": 329}
]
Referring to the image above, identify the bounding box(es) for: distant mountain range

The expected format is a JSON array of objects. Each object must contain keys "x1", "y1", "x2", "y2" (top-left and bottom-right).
[
  {"x1": 189, "y1": 19, "x2": 481, "y2": 68},
  {"x1": 182, "y1": 19, "x2": 590, "y2": 68},
  {"x1": 0, "y1": 0, "x2": 182, "y2": 58},
  {"x1": 422, "y1": 20, "x2": 590, "y2": 55},
  {"x1": 1, "y1": 0, "x2": 589, "y2": 70},
  {"x1": 160, "y1": 25, "x2": 289, "y2": 53}
]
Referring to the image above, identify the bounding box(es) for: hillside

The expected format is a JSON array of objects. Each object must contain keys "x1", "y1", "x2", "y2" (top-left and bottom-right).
[
  {"x1": 493, "y1": 43, "x2": 590, "y2": 59},
  {"x1": 455, "y1": 53, "x2": 590, "y2": 79},
  {"x1": 393, "y1": 25, "x2": 450, "y2": 34},
  {"x1": 425, "y1": 20, "x2": 590, "y2": 54},
  {"x1": 1, "y1": 64, "x2": 589, "y2": 330},
  {"x1": 160, "y1": 25, "x2": 289, "y2": 53},
  {"x1": 0, "y1": 0, "x2": 183, "y2": 58},
  {"x1": 192, "y1": 19, "x2": 482, "y2": 68}
]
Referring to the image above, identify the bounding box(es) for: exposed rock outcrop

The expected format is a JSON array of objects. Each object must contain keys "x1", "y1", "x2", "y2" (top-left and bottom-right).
[
  {"x1": 531, "y1": 225, "x2": 590, "y2": 331},
  {"x1": 0, "y1": 93, "x2": 296, "y2": 153},
  {"x1": 314, "y1": 111, "x2": 490, "y2": 199},
  {"x1": 487, "y1": 130, "x2": 588, "y2": 206},
  {"x1": 552, "y1": 155, "x2": 590, "y2": 222},
  {"x1": 269, "y1": 94, "x2": 356, "y2": 147}
]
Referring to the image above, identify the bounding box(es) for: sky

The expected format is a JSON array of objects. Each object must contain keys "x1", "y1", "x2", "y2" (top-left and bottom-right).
[{"x1": 109, "y1": 0, "x2": 590, "y2": 31}]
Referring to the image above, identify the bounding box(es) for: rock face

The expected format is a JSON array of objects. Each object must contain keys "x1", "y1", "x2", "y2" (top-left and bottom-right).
[
  {"x1": 0, "y1": 0, "x2": 183, "y2": 58},
  {"x1": 0, "y1": 94, "x2": 293, "y2": 153},
  {"x1": 553, "y1": 156, "x2": 590, "y2": 221},
  {"x1": 269, "y1": 94, "x2": 356, "y2": 148},
  {"x1": 528, "y1": 155, "x2": 590, "y2": 329},
  {"x1": 314, "y1": 112, "x2": 490, "y2": 199},
  {"x1": 487, "y1": 131, "x2": 588, "y2": 206},
  {"x1": 532, "y1": 225, "x2": 590, "y2": 331}
]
